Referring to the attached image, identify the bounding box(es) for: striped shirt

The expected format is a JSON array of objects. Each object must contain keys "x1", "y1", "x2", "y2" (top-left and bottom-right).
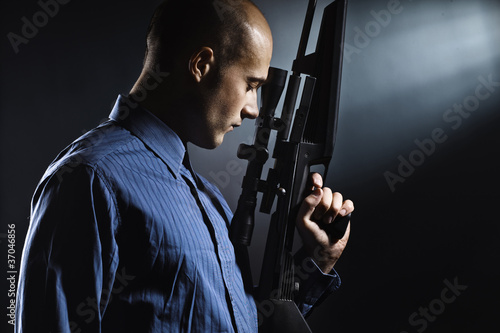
[{"x1": 16, "y1": 95, "x2": 339, "y2": 332}]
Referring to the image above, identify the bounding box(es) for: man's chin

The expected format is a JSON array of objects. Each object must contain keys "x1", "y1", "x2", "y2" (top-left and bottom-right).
[{"x1": 192, "y1": 136, "x2": 223, "y2": 150}]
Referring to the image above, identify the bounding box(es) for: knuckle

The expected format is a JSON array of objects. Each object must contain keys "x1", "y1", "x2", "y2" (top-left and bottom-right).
[
  {"x1": 323, "y1": 187, "x2": 333, "y2": 197},
  {"x1": 345, "y1": 200, "x2": 354, "y2": 211},
  {"x1": 332, "y1": 191, "x2": 343, "y2": 199},
  {"x1": 304, "y1": 195, "x2": 319, "y2": 212},
  {"x1": 305, "y1": 193, "x2": 318, "y2": 204}
]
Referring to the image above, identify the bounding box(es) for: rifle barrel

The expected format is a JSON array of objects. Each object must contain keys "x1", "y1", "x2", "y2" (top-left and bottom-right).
[{"x1": 294, "y1": 0, "x2": 317, "y2": 75}]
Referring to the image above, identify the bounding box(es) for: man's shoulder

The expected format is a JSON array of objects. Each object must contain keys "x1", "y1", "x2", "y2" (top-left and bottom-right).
[{"x1": 43, "y1": 120, "x2": 138, "y2": 181}]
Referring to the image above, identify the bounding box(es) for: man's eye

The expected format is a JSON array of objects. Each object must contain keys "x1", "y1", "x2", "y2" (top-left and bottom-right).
[{"x1": 247, "y1": 84, "x2": 256, "y2": 92}]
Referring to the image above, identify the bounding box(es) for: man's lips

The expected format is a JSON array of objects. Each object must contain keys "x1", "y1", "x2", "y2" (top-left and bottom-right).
[{"x1": 226, "y1": 122, "x2": 242, "y2": 133}]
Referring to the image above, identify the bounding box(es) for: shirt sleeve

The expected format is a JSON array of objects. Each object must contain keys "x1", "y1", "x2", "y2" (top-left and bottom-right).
[
  {"x1": 293, "y1": 247, "x2": 341, "y2": 317},
  {"x1": 16, "y1": 164, "x2": 120, "y2": 333}
]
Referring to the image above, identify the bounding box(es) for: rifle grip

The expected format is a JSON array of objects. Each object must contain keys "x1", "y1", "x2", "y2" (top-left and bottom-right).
[{"x1": 323, "y1": 213, "x2": 351, "y2": 240}]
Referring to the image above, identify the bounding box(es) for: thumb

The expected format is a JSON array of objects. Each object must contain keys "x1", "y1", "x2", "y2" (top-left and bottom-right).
[{"x1": 297, "y1": 188, "x2": 323, "y2": 223}]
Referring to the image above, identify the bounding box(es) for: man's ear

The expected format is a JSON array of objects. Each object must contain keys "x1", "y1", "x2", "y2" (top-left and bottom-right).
[{"x1": 189, "y1": 47, "x2": 215, "y2": 83}]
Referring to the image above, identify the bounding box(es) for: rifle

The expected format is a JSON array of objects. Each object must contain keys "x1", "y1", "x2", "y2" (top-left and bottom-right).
[{"x1": 230, "y1": 0, "x2": 349, "y2": 331}]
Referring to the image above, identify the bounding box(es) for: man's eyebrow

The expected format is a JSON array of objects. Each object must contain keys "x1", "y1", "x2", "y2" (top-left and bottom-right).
[{"x1": 248, "y1": 76, "x2": 268, "y2": 86}]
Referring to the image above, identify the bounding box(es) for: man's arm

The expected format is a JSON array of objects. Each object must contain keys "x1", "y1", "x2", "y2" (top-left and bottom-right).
[
  {"x1": 16, "y1": 165, "x2": 119, "y2": 333},
  {"x1": 294, "y1": 173, "x2": 354, "y2": 315},
  {"x1": 296, "y1": 173, "x2": 353, "y2": 274},
  {"x1": 293, "y1": 247, "x2": 342, "y2": 316}
]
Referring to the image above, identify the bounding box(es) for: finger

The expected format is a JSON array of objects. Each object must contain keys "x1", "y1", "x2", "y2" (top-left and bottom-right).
[
  {"x1": 312, "y1": 187, "x2": 333, "y2": 222},
  {"x1": 310, "y1": 172, "x2": 323, "y2": 190},
  {"x1": 297, "y1": 188, "x2": 323, "y2": 223},
  {"x1": 339, "y1": 199, "x2": 354, "y2": 217},
  {"x1": 330, "y1": 191, "x2": 344, "y2": 219}
]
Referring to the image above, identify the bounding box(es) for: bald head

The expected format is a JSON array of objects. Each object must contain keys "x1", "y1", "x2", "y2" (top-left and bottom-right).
[
  {"x1": 143, "y1": 0, "x2": 272, "y2": 74},
  {"x1": 239, "y1": 1, "x2": 273, "y2": 65},
  {"x1": 130, "y1": 0, "x2": 273, "y2": 148}
]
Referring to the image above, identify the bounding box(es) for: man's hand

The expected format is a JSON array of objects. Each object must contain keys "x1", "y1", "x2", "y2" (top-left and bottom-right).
[{"x1": 296, "y1": 173, "x2": 354, "y2": 274}]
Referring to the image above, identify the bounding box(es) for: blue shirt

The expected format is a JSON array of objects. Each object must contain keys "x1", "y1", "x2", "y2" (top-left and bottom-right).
[{"x1": 16, "y1": 95, "x2": 340, "y2": 332}]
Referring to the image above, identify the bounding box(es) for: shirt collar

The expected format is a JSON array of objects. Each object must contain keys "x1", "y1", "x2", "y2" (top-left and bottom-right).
[{"x1": 109, "y1": 94, "x2": 186, "y2": 178}]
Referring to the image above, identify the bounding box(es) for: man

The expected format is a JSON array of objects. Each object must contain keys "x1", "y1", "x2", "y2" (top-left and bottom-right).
[{"x1": 16, "y1": 0, "x2": 354, "y2": 332}]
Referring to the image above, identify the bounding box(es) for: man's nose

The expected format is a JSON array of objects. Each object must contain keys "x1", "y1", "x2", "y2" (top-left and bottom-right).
[{"x1": 242, "y1": 94, "x2": 259, "y2": 119}]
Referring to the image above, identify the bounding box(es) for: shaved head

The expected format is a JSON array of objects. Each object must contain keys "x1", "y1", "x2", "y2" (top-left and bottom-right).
[
  {"x1": 130, "y1": 0, "x2": 273, "y2": 148},
  {"x1": 144, "y1": 0, "x2": 270, "y2": 74}
]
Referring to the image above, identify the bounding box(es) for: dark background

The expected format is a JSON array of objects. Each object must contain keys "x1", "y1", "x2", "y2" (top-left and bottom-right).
[{"x1": 1, "y1": 0, "x2": 499, "y2": 332}]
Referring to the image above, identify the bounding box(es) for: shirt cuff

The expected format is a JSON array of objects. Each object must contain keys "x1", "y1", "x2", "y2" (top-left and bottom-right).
[{"x1": 293, "y1": 247, "x2": 341, "y2": 316}]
